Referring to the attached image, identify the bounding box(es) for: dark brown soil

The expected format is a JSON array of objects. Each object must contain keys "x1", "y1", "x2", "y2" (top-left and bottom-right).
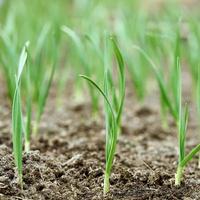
[{"x1": 0, "y1": 78, "x2": 200, "y2": 200}]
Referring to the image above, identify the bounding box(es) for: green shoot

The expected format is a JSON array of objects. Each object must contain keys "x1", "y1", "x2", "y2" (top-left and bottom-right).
[
  {"x1": 80, "y1": 36, "x2": 125, "y2": 194},
  {"x1": 175, "y1": 102, "x2": 200, "y2": 185},
  {"x1": 12, "y1": 78, "x2": 23, "y2": 188},
  {"x1": 175, "y1": 61, "x2": 200, "y2": 186},
  {"x1": 12, "y1": 41, "x2": 29, "y2": 187}
]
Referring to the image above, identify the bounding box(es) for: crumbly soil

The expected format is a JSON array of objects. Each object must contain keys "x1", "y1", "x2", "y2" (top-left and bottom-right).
[{"x1": 0, "y1": 75, "x2": 200, "y2": 200}]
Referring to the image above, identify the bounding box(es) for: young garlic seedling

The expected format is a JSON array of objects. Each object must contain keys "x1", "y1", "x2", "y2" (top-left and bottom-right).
[
  {"x1": 175, "y1": 62, "x2": 200, "y2": 185},
  {"x1": 80, "y1": 36, "x2": 125, "y2": 194},
  {"x1": 132, "y1": 45, "x2": 200, "y2": 185},
  {"x1": 12, "y1": 41, "x2": 29, "y2": 187}
]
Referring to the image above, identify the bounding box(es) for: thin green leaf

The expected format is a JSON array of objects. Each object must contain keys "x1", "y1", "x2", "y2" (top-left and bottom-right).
[
  {"x1": 180, "y1": 144, "x2": 200, "y2": 167},
  {"x1": 79, "y1": 74, "x2": 115, "y2": 119},
  {"x1": 18, "y1": 41, "x2": 30, "y2": 82},
  {"x1": 12, "y1": 78, "x2": 23, "y2": 184},
  {"x1": 110, "y1": 37, "x2": 125, "y2": 126}
]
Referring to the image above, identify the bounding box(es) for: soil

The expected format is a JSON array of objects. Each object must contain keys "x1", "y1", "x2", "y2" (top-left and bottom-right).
[{"x1": 0, "y1": 75, "x2": 200, "y2": 200}]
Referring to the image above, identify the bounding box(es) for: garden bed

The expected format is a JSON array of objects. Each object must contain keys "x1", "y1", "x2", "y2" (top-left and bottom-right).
[{"x1": 0, "y1": 81, "x2": 199, "y2": 200}]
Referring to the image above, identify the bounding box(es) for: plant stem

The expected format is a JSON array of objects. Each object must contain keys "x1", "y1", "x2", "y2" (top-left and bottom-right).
[
  {"x1": 18, "y1": 174, "x2": 23, "y2": 190},
  {"x1": 175, "y1": 165, "x2": 184, "y2": 186},
  {"x1": 33, "y1": 121, "x2": 39, "y2": 136},
  {"x1": 25, "y1": 140, "x2": 30, "y2": 153},
  {"x1": 103, "y1": 172, "x2": 110, "y2": 195}
]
